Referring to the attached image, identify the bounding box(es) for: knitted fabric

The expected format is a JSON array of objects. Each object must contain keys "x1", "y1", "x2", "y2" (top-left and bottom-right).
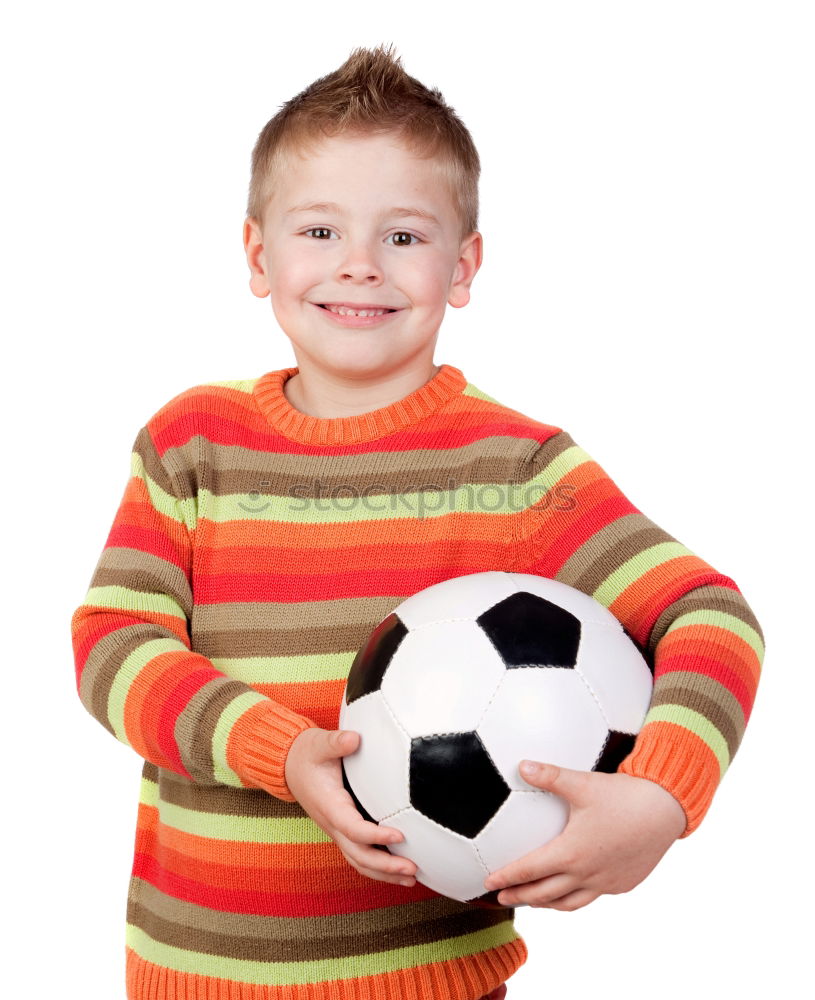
[{"x1": 71, "y1": 363, "x2": 764, "y2": 999}]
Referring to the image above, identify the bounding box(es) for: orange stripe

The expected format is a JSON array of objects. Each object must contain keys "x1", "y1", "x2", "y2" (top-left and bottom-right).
[
  {"x1": 123, "y1": 649, "x2": 211, "y2": 771},
  {"x1": 137, "y1": 810, "x2": 369, "y2": 890},
  {"x1": 609, "y1": 557, "x2": 717, "y2": 633},
  {"x1": 195, "y1": 509, "x2": 516, "y2": 551},
  {"x1": 149, "y1": 384, "x2": 262, "y2": 435},
  {"x1": 126, "y1": 937, "x2": 527, "y2": 999},
  {"x1": 620, "y1": 721, "x2": 721, "y2": 834},
  {"x1": 80, "y1": 605, "x2": 189, "y2": 644}
]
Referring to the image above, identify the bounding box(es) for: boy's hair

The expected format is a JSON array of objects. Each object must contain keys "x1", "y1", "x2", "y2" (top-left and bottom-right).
[{"x1": 246, "y1": 42, "x2": 480, "y2": 241}]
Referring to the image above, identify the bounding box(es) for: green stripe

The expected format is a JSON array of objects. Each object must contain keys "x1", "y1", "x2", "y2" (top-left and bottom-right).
[
  {"x1": 85, "y1": 585, "x2": 187, "y2": 621},
  {"x1": 519, "y1": 444, "x2": 593, "y2": 509},
  {"x1": 140, "y1": 775, "x2": 158, "y2": 805},
  {"x1": 643, "y1": 705, "x2": 730, "y2": 775},
  {"x1": 155, "y1": 795, "x2": 330, "y2": 844},
  {"x1": 462, "y1": 383, "x2": 501, "y2": 404},
  {"x1": 592, "y1": 542, "x2": 694, "y2": 606},
  {"x1": 126, "y1": 919, "x2": 518, "y2": 985},
  {"x1": 202, "y1": 482, "x2": 531, "y2": 524},
  {"x1": 139, "y1": 771, "x2": 328, "y2": 842},
  {"x1": 667, "y1": 609, "x2": 765, "y2": 661},
  {"x1": 109, "y1": 638, "x2": 188, "y2": 743},
  {"x1": 211, "y1": 689, "x2": 272, "y2": 787},
  {"x1": 203, "y1": 378, "x2": 259, "y2": 393},
  {"x1": 211, "y1": 653, "x2": 353, "y2": 685},
  {"x1": 131, "y1": 451, "x2": 196, "y2": 530}
]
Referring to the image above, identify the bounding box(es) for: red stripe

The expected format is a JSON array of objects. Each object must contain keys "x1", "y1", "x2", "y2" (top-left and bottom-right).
[
  {"x1": 530, "y1": 492, "x2": 640, "y2": 577},
  {"x1": 152, "y1": 407, "x2": 560, "y2": 458},
  {"x1": 106, "y1": 523, "x2": 188, "y2": 569},
  {"x1": 655, "y1": 650, "x2": 753, "y2": 720},
  {"x1": 132, "y1": 851, "x2": 438, "y2": 916},
  {"x1": 155, "y1": 668, "x2": 224, "y2": 773},
  {"x1": 622, "y1": 572, "x2": 740, "y2": 646}
]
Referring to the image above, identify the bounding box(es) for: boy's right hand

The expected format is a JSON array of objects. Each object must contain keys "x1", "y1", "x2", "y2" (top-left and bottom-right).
[{"x1": 284, "y1": 727, "x2": 418, "y2": 887}]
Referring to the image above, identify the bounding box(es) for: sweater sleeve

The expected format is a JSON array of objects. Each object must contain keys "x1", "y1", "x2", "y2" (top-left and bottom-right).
[
  {"x1": 70, "y1": 422, "x2": 318, "y2": 800},
  {"x1": 513, "y1": 430, "x2": 765, "y2": 837}
]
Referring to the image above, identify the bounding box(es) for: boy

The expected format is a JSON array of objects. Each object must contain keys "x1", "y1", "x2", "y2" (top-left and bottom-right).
[{"x1": 71, "y1": 43, "x2": 764, "y2": 1000}]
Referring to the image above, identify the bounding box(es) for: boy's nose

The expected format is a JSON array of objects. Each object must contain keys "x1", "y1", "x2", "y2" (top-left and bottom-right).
[{"x1": 335, "y1": 243, "x2": 385, "y2": 282}]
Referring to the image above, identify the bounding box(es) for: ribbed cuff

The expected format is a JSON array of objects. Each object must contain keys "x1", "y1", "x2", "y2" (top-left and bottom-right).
[
  {"x1": 232, "y1": 703, "x2": 318, "y2": 801},
  {"x1": 617, "y1": 721, "x2": 721, "y2": 838}
]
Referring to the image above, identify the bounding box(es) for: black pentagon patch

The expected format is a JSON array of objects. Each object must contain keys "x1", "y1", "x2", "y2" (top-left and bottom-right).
[
  {"x1": 345, "y1": 613, "x2": 408, "y2": 704},
  {"x1": 410, "y1": 732, "x2": 509, "y2": 839},
  {"x1": 592, "y1": 730, "x2": 637, "y2": 773},
  {"x1": 476, "y1": 591, "x2": 581, "y2": 669}
]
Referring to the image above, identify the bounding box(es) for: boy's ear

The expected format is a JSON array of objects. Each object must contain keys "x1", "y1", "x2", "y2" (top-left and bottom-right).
[
  {"x1": 448, "y1": 231, "x2": 483, "y2": 309},
  {"x1": 243, "y1": 216, "x2": 271, "y2": 299}
]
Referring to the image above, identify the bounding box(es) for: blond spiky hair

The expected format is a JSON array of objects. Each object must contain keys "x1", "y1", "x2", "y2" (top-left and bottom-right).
[{"x1": 246, "y1": 43, "x2": 480, "y2": 240}]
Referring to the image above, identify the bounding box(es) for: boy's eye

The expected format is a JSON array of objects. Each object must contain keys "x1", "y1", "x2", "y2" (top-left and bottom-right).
[
  {"x1": 302, "y1": 228, "x2": 420, "y2": 246},
  {"x1": 388, "y1": 232, "x2": 420, "y2": 246}
]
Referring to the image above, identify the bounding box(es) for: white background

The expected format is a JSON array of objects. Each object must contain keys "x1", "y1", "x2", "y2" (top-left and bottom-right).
[{"x1": 3, "y1": 2, "x2": 812, "y2": 996}]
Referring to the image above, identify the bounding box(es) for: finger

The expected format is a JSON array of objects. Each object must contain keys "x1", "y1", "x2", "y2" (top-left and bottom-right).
[
  {"x1": 518, "y1": 760, "x2": 590, "y2": 801},
  {"x1": 544, "y1": 888, "x2": 599, "y2": 912},
  {"x1": 335, "y1": 834, "x2": 418, "y2": 884},
  {"x1": 317, "y1": 729, "x2": 360, "y2": 763},
  {"x1": 496, "y1": 872, "x2": 576, "y2": 908},
  {"x1": 484, "y1": 843, "x2": 568, "y2": 893},
  {"x1": 337, "y1": 808, "x2": 405, "y2": 848}
]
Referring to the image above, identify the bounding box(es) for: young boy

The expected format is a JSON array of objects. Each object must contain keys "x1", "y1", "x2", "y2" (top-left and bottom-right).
[{"x1": 71, "y1": 43, "x2": 764, "y2": 1000}]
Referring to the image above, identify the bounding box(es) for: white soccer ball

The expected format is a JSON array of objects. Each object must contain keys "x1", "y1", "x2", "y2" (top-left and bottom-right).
[{"x1": 339, "y1": 571, "x2": 653, "y2": 903}]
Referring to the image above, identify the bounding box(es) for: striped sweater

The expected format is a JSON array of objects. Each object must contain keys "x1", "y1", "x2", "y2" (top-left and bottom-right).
[{"x1": 71, "y1": 363, "x2": 764, "y2": 1000}]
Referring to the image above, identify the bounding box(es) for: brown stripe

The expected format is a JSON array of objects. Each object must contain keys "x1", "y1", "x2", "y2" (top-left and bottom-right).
[
  {"x1": 652, "y1": 670, "x2": 745, "y2": 758},
  {"x1": 525, "y1": 430, "x2": 580, "y2": 476},
  {"x1": 127, "y1": 877, "x2": 511, "y2": 960},
  {"x1": 176, "y1": 675, "x2": 261, "y2": 784},
  {"x1": 191, "y1": 595, "x2": 399, "y2": 660},
  {"x1": 134, "y1": 426, "x2": 178, "y2": 496},
  {"x1": 79, "y1": 625, "x2": 172, "y2": 737},
  {"x1": 649, "y1": 583, "x2": 764, "y2": 650},
  {"x1": 174, "y1": 436, "x2": 540, "y2": 500},
  {"x1": 565, "y1": 520, "x2": 676, "y2": 596},
  {"x1": 150, "y1": 765, "x2": 305, "y2": 818},
  {"x1": 92, "y1": 557, "x2": 192, "y2": 620},
  {"x1": 193, "y1": 622, "x2": 379, "y2": 660},
  {"x1": 193, "y1": 596, "x2": 395, "y2": 633}
]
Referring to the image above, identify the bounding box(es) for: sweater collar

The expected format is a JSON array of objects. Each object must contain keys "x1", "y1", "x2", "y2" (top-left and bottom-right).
[{"x1": 253, "y1": 363, "x2": 468, "y2": 446}]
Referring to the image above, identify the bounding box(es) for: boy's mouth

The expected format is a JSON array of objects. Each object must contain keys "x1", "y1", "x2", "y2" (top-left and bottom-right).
[{"x1": 317, "y1": 303, "x2": 399, "y2": 317}]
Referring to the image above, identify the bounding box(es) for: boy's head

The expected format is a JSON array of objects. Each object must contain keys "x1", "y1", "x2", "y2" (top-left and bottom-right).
[{"x1": 243, "y1": 44, "x2": 483, "y2": 391}]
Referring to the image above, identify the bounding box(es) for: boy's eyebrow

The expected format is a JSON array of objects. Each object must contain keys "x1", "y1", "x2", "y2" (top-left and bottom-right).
[{"x1": 285, "y1": 201, "x2": 441, "y2": 228}]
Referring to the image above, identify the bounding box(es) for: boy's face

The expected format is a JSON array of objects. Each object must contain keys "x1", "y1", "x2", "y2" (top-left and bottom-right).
[{"x1": 244, "y1": 132, "x2": 482, "y2": 384}]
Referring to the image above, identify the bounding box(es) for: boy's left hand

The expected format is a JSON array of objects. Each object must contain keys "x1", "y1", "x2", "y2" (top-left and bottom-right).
[{"x1": 483, "y1": 760, "x2": 687, "y2": 911}]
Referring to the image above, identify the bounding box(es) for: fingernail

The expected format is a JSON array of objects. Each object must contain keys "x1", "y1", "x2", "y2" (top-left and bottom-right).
[{"x1": 520, "y1": 760, "x2": 538, "y2": 776}]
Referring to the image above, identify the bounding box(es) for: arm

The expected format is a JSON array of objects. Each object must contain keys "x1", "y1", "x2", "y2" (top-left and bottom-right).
[
  {"x1": 70, "y1": 422, "x2": 316, "y2": 798},
  {"x1": 71, "y1": 419, "x2": 418, "y2": 884},
  {"x1": 483, "y1": 431, "x2": 764, "y2": 908},
  {"x1": 512, "y1": 430, "x2": 764, "y2": 835}
]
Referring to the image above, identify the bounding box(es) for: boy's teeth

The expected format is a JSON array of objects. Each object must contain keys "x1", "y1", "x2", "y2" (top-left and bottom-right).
[{"x1": 325, "y1": 304, "x2": 390, "y2": 317}]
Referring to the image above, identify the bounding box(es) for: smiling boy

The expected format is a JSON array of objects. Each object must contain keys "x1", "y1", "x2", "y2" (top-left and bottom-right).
[
  {"x1": 71, "y1": 44, "x2": 763, "y2": 1000},
  {"x1": 244, "y1": 129, "x2": 481, "y2": 417}
]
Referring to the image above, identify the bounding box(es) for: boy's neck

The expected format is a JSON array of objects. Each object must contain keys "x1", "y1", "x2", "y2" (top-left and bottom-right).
[{"x1": 282, "y1": 361, "x2": 442, "y2": 419}]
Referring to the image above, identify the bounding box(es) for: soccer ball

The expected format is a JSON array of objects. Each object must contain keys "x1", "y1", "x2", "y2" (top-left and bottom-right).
[{"x1": 338, "y1": 570, "x2": 653, "y2": 903}]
